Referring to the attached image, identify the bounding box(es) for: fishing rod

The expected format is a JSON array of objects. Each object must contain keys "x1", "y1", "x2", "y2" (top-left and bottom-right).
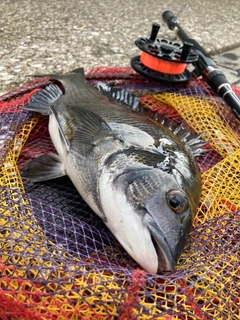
[{"x1": 162, "y1": 8, "x2": 240, "y2": 120}]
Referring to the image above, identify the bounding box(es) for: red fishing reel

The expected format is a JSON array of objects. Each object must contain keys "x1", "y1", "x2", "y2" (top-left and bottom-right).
[{"x1": 131, "y1": 23, "x2": 198, "y2": 83}]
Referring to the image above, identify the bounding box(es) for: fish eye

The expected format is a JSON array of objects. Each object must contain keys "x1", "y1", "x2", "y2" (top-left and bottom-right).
[{"x1": 166, "y1": 190, "x2": 188, "y2": 213}]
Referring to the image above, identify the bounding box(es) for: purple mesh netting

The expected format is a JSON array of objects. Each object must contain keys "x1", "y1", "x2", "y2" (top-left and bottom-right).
[
  {"x1": 0, "y1": 68, "x2": 239, "y2": 319},
  {"x1": 1, "y1": 185, "x2": 239, "y2": 318}
]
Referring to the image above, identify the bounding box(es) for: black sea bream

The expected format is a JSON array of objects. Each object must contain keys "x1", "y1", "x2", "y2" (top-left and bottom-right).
[{"x1": 22, "y1": 68, "x2": 205, "y2": 274}]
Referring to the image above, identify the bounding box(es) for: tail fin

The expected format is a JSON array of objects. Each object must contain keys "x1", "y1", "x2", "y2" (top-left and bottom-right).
[
  {"x1": 32, "y1": 68, "x2": 101, "y2": 105},
  {"x1": 23, "y1": 84, "x2": 62, "y2": 115}
]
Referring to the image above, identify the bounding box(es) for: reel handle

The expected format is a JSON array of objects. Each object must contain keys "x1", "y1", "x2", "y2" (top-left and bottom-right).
[{"x1": 149, "y1": 23, "x2": 160, "y2": 42}]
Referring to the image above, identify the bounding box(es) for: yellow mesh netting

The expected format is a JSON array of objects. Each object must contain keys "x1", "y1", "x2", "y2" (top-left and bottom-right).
[
  {"x1": 0, "y1": 117, "x2": 126, "y2": 318},
  {"x1": 0, "y1": 117, "x2": 39, "y2": 191},
  {"x1": 196, "y1": 148, "x2": 240, "y2": 224},
  {"x1": 153, "y1": 92, "x2": 240, "y2": 157},
  {"x1": 0, "y1": 70, "x2": 239, "y2": 319},
  {"x1": 152, "y1": 88, "x2": 240, "y2": 225}
]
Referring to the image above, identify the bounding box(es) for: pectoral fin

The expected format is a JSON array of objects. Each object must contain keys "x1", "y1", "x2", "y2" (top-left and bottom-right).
[
  {"x1": 69, "y1": 107, "x2": 117, "y2": 144},
  {"x1": 50, "y1": 105, "x2": 123, "y2": 147},
  {"x1": 22, "y1": 153, "x2": 66, "y2": 182}
]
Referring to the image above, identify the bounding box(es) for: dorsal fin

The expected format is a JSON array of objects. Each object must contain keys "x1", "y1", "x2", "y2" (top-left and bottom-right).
[
  {"x1": 183, "y1": 132, "x2": 209, "y2": 157},
  {"x1": 161, "y1": 117, "x2": 209, "y2": 157},
  {"x1": 96, "y1": 82, "x2": 140, "y2": 110}
]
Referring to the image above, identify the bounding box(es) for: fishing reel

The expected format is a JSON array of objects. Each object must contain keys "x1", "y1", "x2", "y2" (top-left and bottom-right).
[{"x1": 131, "y1": 23, "x2": 198, "y2": 83}]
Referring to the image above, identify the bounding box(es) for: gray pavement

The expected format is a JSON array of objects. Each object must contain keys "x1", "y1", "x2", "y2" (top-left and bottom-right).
[{"x1": 1, "y1": 0, "x2": 240, "y2": 95}]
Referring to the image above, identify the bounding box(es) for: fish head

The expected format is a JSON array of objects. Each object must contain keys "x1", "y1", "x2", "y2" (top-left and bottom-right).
[
  {"x1": 143, "y1": 169, "x2": 199, "y2": 274},
  {"x1": 100, "y1": 149, "x2": 201, "y2": 274}
]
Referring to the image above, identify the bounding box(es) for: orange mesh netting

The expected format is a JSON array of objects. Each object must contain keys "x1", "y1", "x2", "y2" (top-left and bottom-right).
[{"x1": 0, "y1": 66, "x2": 239, "y2": 319}]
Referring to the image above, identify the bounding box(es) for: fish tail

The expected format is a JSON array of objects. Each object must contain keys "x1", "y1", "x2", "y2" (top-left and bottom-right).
[
  {"x1": 23, "y1": 83, "x2": 62, "y2": 115},
  {"x1": 30, "y1": 68, "x2": 102, "y2": 107}
]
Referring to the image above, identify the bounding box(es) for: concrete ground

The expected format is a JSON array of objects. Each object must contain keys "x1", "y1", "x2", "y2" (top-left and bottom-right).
[{"x1": 1, "y1": 0, "x2": 240, "y2": 95}]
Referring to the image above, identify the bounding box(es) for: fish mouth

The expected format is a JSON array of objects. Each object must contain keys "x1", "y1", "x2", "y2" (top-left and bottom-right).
[{"x1": 144, "y1": 213, "x2": 175, "y2": 273}]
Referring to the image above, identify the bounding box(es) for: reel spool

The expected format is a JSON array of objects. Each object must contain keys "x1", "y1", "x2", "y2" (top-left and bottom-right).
[{"x1": 131, "y1": 23, "x2": 199, "y2": 83}]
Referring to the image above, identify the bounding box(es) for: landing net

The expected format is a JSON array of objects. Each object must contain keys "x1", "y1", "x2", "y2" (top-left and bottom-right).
[{"x1": 0, "y1": 67, "x2": 239, "y2": 319}]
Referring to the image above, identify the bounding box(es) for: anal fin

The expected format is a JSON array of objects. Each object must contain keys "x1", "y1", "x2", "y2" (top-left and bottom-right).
[{"x1": 22, "y1": 153, "x2": 66, "y2": 182}]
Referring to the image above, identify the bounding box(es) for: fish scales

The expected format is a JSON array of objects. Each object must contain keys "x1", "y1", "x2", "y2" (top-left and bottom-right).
[{"x1": 22, "y1": 68, "x2": 203, "y2": 274}]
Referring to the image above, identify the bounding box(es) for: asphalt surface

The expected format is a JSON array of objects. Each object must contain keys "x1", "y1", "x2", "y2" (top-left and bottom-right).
[{"x1": 1, "y1": 0, "x2": 240, "y2": 94}]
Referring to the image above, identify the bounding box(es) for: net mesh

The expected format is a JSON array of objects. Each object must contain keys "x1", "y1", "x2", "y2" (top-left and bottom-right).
[{"x1": 0, "y1": 66, "x2": 239, "y2": 320}]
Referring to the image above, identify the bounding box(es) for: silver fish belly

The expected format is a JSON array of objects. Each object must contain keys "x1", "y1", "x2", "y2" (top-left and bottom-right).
[{"x1": 22, "y1": 69, "x2": 204, "y2": 274}]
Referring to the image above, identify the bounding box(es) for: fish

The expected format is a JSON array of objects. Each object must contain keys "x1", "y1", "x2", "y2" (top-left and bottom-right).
[{"x1": 22, "y1": 68, "x2": 205, "y2": 274}]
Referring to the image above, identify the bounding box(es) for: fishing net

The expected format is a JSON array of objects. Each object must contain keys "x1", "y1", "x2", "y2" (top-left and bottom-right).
[{"x1": 0, "y1": 66, "x2": 239, "y2": 320}]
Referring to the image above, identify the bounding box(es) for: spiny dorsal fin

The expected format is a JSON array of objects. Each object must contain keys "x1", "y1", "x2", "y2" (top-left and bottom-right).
[
  {"x1": 161, "y1": 117, "x2": 209, "y2": 157},
  {"x1": 96, "y1": 82, "x2": 140, "y2": 111},
  {"x1": 184, "y1": 132, "x2": 209, "y2": 157}
]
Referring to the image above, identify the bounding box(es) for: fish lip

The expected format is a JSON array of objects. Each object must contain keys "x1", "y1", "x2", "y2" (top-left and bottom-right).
[{"x1": 144, "y1": 213, "x2": 176, "y2": 273}]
